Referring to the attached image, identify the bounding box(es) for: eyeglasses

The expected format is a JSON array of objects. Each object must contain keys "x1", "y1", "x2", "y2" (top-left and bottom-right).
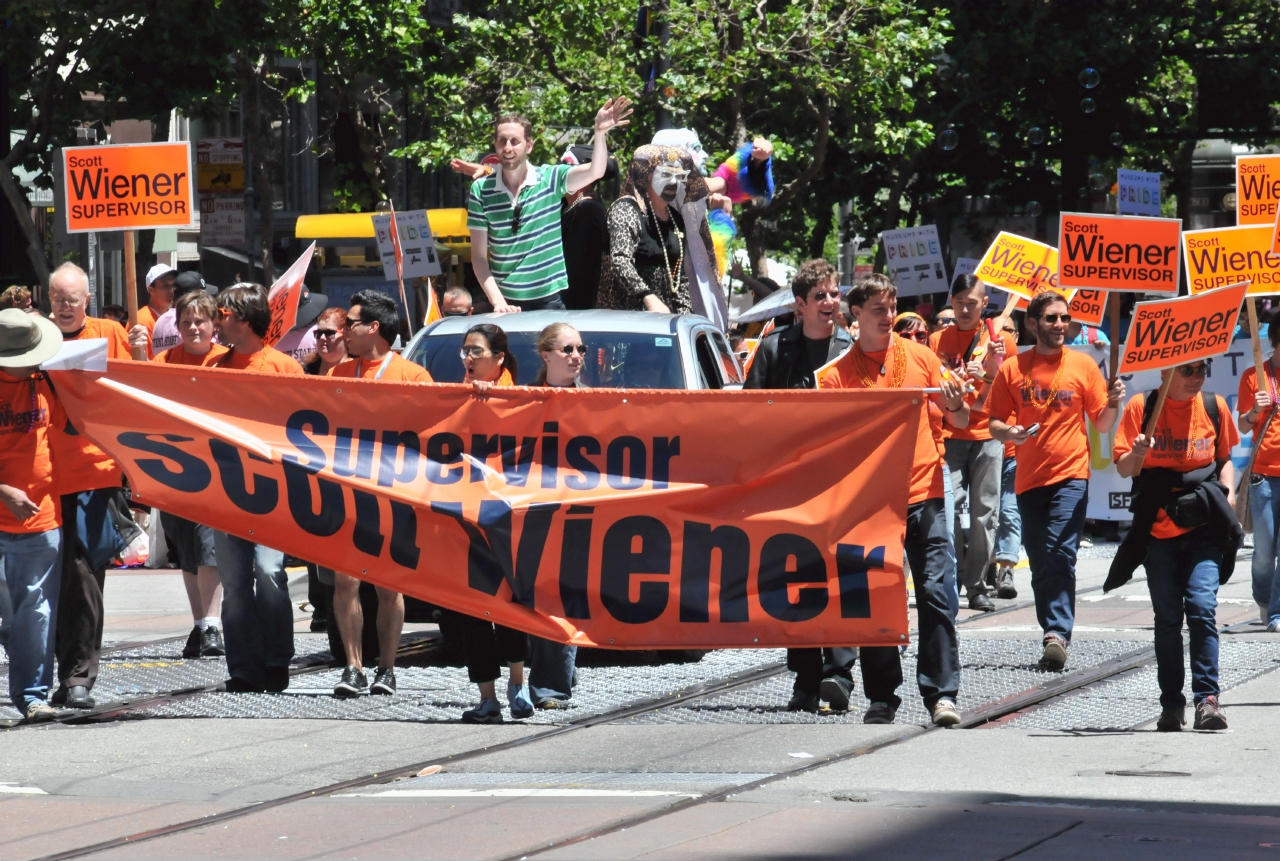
[
  {"x1": 344, "y1": 317, "x2": 370, "y2": 329},
  {"x1": 315, "y1": 329, "x2": 340, "y2": 339},
  {"x1": 555, "y1": 344, "x2": 588, "y2": 356},
  {"x1": 51, "y1": 297, "x2": 85, "y2": 307},
  {"x1": 902, "y1": 330, "x2": 929, "y2": 343},
  {"x1": 459, "y1": 346, "x2": 492, "y2": 359},
  {"x1": 807, "y1": 290, "x2": 840, "y2": 302},
  {"x1": 1040, "y1": 313, "x2": 1073, "y2": 324},
  {"x1": 511, "y1": 201, "x2": 524, "y2": 235},
  {"x1": 1177, "y1": 363, "x2": 1210, "y2": 378}
]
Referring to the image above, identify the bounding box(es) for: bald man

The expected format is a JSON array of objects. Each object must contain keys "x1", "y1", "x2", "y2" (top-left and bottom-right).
[{"x1": 45, "y1": 263, "x2": 138, "y2": 709}]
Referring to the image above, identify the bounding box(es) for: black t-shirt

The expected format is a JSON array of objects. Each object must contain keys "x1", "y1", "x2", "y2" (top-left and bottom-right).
[{"x1": 802, "y1": 335, "x2": 830, "y2": 373}]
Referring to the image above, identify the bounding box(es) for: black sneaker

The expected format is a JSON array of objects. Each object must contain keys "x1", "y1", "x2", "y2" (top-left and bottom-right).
[
  {"x1": 1156, "y1": 705, "x2": 1185, "y2": 731},
  {"x1": 787, "y1": 691, "x2": 820, "y2": 713},
  {"x1": 333, "y1": 666, "x2": 367, "y2": 698},
  {"x1": 370, "y1": 668, "x2": 397, "y2": 696},
  {"x1": 819, "y1": 676, "x2": 853, "y2": 712},
  {"x1": 309, "y1": 617, "x2": 328, "y2": 633},
  {"x1": 263, "y1": 666, "x2": 290, "y2": 692},
  {"x1": 182, "y1": 625, "x2": 201, "y2": 659},
  {"x1": 461, "y1": 699, "x2": 503, "y2": 723},
  {"x1": 65, "y1": 685, "x2": 95, "y2": 709},
  {"x1": 49, "y1": 685, "x2": 68, "y2": 705},
  {"x1": 199, "y1": 625, "x2": 225, "y2": 657},
  {"x1": 222, "y1": 677, "x2": 264, "y2": 693}
]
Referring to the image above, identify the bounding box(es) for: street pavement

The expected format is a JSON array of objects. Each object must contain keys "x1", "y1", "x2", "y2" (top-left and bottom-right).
[{"x1": 2, "y1": 549, "x2": 1279, "y2": 860}]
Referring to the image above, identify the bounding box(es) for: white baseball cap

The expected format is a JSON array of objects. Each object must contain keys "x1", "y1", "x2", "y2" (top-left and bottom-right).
[{"x1": 145, "y1": 263, "x2": 178, "y2": 288}]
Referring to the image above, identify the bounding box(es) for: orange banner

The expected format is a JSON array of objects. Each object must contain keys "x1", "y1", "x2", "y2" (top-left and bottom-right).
[
  {"x1": 50, "y1": 364, "x2": 922, "y2": 649},
  {"x1": 1182, "y1": 225, "x2": 1280, "y2": 296},
  {"x1": 62, "y1": 142, "x2": 194, "y2": 233},
  {"x1": 1068, "y1": 289, "x2": 1107, "y2": 326},
  {"x1": 974, "y1": 232, "x2": 1071, "y2": 301},
  {"x1": 1118, "y1": 281, "x2": 1247, "y2": 374},
  {"x1": 1236, "y1": 154, "x2": 1280, "y2": 225},
  {"x1": 1058, "y1": 212, "x2": 1180, "y2": 294}
]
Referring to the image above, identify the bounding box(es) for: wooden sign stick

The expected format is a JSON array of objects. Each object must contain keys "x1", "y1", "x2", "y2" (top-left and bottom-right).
[
  {"x1": 1133, "y1": 370, "x2": 1175, "y2": 475},
  {"x1": 1108, "y1": 291, "x2": 1121, "y2": 384},
  {"x1": 123, "y1": 229, "x2": 138, "y2": 327},
  {"x1": 1248, "y1": 297, "x2": 1268, "y2": 387}
]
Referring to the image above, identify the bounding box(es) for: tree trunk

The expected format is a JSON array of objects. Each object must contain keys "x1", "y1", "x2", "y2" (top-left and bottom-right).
[
  {"x1": 238, "y1": 53, "x2": 275, "y2": 282},
  {"x1": 0, "y1": 164, "x2": 50, "y2": 296}
]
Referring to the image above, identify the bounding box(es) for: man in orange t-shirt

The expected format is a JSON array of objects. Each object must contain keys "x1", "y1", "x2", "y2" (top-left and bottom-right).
[
  {"x1": 0, "y1": 308, "x2": 68, "y2": 721},
  {"x1": 210, "y1": 284, "x2": 303, "y2": 694},
  {"x1": 47, "y1": 262, "x2": 140, "y2": 709},
  {"x1": 988, "y1": 291, "x2": 1124, "y2": 672},
  {"x1": 328, "y1": 291, "x2": 429, "y2": 700},
  {"x1": 820, "y1": 274, "x2": 967, "y2": 727},
  {"x1": 930, "y1": 275, "x2": 1018, "y2": 611},
  {"x1": 1113, "y1": 360, "x2": 1235, "y2": 731}
]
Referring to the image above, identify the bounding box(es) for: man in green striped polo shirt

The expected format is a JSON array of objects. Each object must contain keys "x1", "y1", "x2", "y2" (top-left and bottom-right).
[{"x1": 467, "y1": 98, "x2": 632, "y2": 314}]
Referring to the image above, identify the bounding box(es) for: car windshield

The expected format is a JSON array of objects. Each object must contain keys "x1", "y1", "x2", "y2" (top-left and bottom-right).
[{"x1": 408, "y1": 330, "x2": 686, "y2": 389}]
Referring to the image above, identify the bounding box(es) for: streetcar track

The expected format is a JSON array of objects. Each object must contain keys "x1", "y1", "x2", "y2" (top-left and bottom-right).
[{"x1": 18, "y1": 577, "x2": 1186, "y2": 861}]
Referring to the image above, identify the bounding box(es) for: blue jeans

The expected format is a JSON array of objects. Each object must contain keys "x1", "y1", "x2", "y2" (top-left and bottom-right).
[
  {"x1": 527, "y1": 636, "x2": 576, "y2": 703},
  {"x1": 214, "y1": 533, "x2": 293, "y2": 687},
  {"x1": 1249, "y1": 475, "x2": 1280, "y2": 623},
  {"x1": 1144, "y1": 530, "x2": 1221, "y2": 708},
  {"x1": 1018, "y1": 479, "x2": 1088, "y2": 642},
  {"x1": 509, "y1": 292, "x2": 566, "y2": 312},
  {"x1": 1, "y1": 528, "x2": 62, "y2": 712},
  {"x1": 0, "y1": 557, "x2": 12, "y2": 653},
  {"x1": 995, "y1": 456, "x2": 1021, "y2": 565}
]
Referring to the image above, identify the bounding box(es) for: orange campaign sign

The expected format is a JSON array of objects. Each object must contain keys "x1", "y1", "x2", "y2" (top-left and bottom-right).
[
  {"x1": 62, "y1": 142, "x2": 194, "y2": 233},
  {"x1": 1068, "y1": 289, "x2": 1107, "y2": 326},
  {"x1": 1058, "y1": 212, "x2": 1180, "y2": 294},
  {"x1": 1182, "y1": 225, "x2": 1280, "y2": 296},
  {"x1": 1118, "y1": 281, "x2": 1247, "y2": 374},
  {"x1": 50, "y1": 364, "x2": 923, "y2": 649},
  {"x1": 1236, "y1": 154, "x2": 1280, "y2": 225},
  {"x1": 973, "y1": 232, "x2": 1071, "y2": 302}
]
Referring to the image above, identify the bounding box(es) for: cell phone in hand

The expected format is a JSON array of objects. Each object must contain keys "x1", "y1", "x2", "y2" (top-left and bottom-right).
[{"x1": 1024, "y1": 423, "x2": 1041, "y2": 436}]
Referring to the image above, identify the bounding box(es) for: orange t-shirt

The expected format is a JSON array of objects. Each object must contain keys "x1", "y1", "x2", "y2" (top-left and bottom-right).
[
  {"x1": 1238, "y1": 366, "x2": 1280, "y2": 478},
  {"x1": 63, "y1": 316, "x2": 132, "y2": 359},
  {"x1": 54, "y1": 316, "x2": 131, "y2": 492},
  {"x1": 930, "y1": 325, "x2": 1019, "y2": 441},
  {"x1": 1113, "y1": 392, "x2": 1238, "y2": 540},
  {"x1": 820, "y1": 335, "x2": 945, "y2": 504},
  {"x1": 136, "y1": 304, "x2": 166, "y2": 358},
  {"x1": 329, "y1": 353, "x2": 433, "y2": 382},
  {"x1": 214, "y1": 346, "x2": 305, "y2": 375},
  {"x1": 154, "y1": 343, "x2": 229, "y2": 366},
  {"x1": 987, "y1": 348, "x2": 1109, "y2": 494},
  {"x1": 0, "y1": 371, "x2": 61, "y2": 533}
]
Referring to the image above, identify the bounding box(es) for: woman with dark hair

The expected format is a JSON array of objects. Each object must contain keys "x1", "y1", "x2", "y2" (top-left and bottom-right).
[
  {"x1": 458, "y1": 323, "x2": 534, "y2": 722},
  {"x1": 893, "y1": 311, "x2": 930, "y2": 344},
  {"x1": 597, "y1": 145, "x2": 726, "y2": 319}
]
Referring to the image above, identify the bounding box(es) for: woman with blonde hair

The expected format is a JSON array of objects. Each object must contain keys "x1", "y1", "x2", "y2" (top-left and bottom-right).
[{"x1": 534, "y1": 322, "x2": 589, "y2": 389}]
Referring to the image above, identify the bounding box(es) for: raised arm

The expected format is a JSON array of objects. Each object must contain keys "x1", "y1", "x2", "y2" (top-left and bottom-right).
[{"x1": 566, "y1": 97, "x2": 633, "y2": 194}]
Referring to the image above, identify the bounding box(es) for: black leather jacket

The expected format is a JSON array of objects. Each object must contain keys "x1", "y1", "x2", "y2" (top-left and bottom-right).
[{"x1": 743, "y1": 323, "x2": 853, "y2": 390}]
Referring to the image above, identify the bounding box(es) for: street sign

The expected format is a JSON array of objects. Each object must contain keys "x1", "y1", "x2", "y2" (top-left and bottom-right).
[
  {"x1": 372, "y1": 210, "x2": 442, "y2": 281},
  {"x1": 1116, "y1": 169, "x2": 1162, "y2": 216},
  {"x1": 62, "y1": 141, "x2": 194, "y2": 233},
  {"x1": 198, "y1": 197, "x2": 245, "y2": 246},
  {"x1": 196, "y1": 138, "x2": 244, "y2": 195}
]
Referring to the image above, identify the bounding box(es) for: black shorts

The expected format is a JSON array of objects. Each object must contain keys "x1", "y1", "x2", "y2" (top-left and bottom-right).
[{"x1": 159, "y1": 511, "x2": 217, "y2": 573}]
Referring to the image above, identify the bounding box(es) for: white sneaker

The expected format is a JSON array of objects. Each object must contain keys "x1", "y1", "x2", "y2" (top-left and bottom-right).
[{"x1": 24, "y1": 701, "x2": 56, "y2": 723}]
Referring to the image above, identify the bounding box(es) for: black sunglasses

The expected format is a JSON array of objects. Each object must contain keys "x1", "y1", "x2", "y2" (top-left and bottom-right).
[
  {"x1": 315, "y1": 329, "x2": 340, "y2": 339},
  {"x1": 557, "y1": 344, "x2": 588, "y2": 356},
  {"x1": 511, "y1": 201, "x2": 525, "y2": 235},
  {"x1": 1177, "y1": 363, "x2": 1210, "y2": 378},
  {"x1": 1041, "y1": 313, "x2": 1072, "y2": 324}
]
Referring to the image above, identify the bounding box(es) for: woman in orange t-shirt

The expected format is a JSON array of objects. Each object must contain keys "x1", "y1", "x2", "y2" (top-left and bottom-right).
[
  {"x1": 1114, "y1": 361, "x2": 1235, "y2": 731},
  {"x1": 1237, "y1": 323, "x2": 1280, "y2": 632},
  {"x1": 455, "y1": 323, "x2": 532, "y2": 724},
  {"x1": 152, "y1": 291, "x2": 227, "y2": 659}
]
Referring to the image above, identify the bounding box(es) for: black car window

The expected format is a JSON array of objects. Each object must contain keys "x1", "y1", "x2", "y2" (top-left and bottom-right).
[
  {"x1": 693, "y1": 332, "x2": 722, "y2": 390},
  {"x1": 407, "y1": 330, "x2": 686, "y2": 389}
]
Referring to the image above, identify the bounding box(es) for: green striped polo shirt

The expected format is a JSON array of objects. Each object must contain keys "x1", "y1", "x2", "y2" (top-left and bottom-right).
[{"x1": 466, "y1": 163, "x2": 571, "y2": 302}]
